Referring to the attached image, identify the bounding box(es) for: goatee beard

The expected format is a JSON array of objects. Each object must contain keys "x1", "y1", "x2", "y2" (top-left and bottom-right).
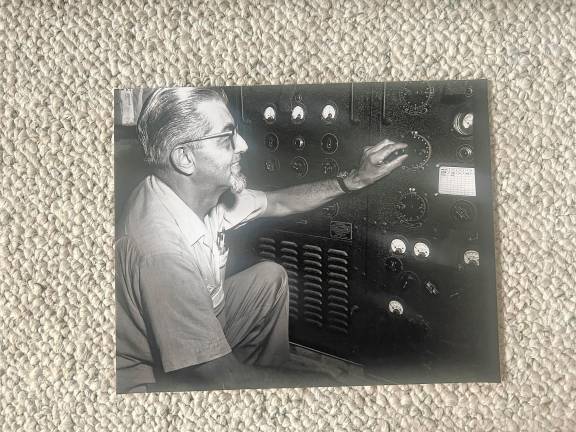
[{"x1": 230, "y1": 172, "x2": 247, "y2": 193}]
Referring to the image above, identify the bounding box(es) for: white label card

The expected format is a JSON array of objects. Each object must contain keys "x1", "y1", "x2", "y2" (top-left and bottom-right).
[{"x1": 438, "y1": 166, "x2": 476, "y2": 196}]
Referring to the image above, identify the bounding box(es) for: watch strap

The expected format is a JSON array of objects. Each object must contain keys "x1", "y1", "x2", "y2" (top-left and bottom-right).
[{"x1": 336, "y1": 175, "x2": 351, "y2": 193}]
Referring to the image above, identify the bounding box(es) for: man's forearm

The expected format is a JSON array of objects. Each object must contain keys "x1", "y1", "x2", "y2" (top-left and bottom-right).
[
  {"x1": 263, "y1": 172, "x2": 362, "y2": 218},
  {"x1": 261, "y1": 140, "x2": 408, "y2": 218}
]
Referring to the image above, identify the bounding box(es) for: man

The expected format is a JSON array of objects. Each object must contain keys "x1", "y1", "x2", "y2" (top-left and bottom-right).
[{"x1": 115, "y1": 87, "x2": 408, "y2": 393}]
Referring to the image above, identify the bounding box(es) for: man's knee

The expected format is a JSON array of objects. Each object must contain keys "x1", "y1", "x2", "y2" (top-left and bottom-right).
[{"x1": 254, "y1": 261, "x2": 288, "y2": 294}]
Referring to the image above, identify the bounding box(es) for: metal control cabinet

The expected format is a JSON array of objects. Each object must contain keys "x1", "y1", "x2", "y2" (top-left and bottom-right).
[{"x1": 225, "y1": 80, "x2": 499, "y2": 383}]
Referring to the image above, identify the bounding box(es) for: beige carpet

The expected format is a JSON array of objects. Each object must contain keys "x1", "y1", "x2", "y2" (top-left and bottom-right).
[{"x1": 1, "y1": 0, "x2": 575, "y2": 430}]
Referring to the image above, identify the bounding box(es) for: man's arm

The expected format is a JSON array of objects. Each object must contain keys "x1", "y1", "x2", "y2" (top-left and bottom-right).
[{"x1": 262, "y1": 139, "x2": 408, "y2": 218}]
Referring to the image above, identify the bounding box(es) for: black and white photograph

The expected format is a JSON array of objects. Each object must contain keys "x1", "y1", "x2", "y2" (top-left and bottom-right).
[
  {"x1": 5, "y1": 1, "x2": 576, "y2": 429},
  {"x1": 114, "y1": 81, "x2": 500, "y2": 394}
]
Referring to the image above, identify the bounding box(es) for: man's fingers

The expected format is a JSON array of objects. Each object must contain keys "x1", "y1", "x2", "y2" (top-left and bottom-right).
[
  {"x1": 389, "y1": 153, "x2": 409, "y2": 168},
  {"x1": 364, "y1": 139, "x2": 398, "y2": 155},
  {"x1": 373, "y1": 143, "x2": 409, "y2": 165}
]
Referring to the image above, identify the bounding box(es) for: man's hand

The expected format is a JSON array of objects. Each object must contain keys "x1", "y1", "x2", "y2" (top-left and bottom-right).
[{"x1": 344, "y1": 140, "x2": 409, "y2": 191}]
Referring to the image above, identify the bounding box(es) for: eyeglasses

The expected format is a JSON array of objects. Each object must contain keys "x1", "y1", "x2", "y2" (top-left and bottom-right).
[{"x1": 179, "y1": 126, "x2": 238, "y2": 149}]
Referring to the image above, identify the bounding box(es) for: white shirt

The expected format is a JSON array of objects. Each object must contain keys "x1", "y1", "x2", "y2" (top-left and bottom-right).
[{"x1": 146, "y1": 175, "x2": 268, "y2": 314}]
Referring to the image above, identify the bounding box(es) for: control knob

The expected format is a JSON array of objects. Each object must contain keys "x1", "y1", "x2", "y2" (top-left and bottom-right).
[
  {"x1": 293, "y1": 136, "x2": 305, "y2": 150},
  {"x1": 399, "y1": 271, "x2": 420, "y2": 291},
  {"x1": 290, "y1": 156, "x2": 309, "y2": 177}
]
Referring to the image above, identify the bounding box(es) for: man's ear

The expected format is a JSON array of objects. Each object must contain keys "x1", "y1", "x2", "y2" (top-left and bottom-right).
[{"x1": 170, "y1": 145, "x2": 196, "y2": 175}]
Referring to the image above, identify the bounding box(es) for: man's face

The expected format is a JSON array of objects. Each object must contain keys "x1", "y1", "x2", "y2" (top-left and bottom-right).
[{"x1": 193, "y1": 100, "x2": 248, "y2": 193}]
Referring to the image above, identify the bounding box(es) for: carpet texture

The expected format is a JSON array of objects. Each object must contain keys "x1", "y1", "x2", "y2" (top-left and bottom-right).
[{"x1": 1, "y1": 0, "x2": 575, "y2": 430}]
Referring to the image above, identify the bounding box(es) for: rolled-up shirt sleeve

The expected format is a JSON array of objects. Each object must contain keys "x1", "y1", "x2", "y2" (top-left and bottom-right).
[
  {"x1": 221, "y1": 189, "x2": 268, "y2": 230},
  {"x1": 138, "y1": 252, "x2": 231, "y2": 372}
]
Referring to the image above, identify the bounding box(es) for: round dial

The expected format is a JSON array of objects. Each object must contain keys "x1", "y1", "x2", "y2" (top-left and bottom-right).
[
  {"x1": 399, "y1": 271, "x2": 420, "y2": 291},
  {"x1": 264, "y1": 133, "x2": 279, "y2": 152},
  {"x1": 321, "y1": 158, "x2": 339, "y2": 177},
  {"x1": 413, "y1": 242, "x2": 430, "y2": 258},
  {"x1": 321, "y1": 103, "x2": 337, "y2": 122},
  {"x1": 450, "y1": 200, "x2": 476, "y2": 223},
  {"x1": 388, "y1": 300, "x2": 404, "y2": 315},
  {"x1": 457, "y1": 144, "x2": 473, "y2": 160},
  {"x1": 397, "y1": 190, "x2": 428, "y2": 223},
  {"x1": 293, "y1": 136, "x2": 305, "y2": 151},
  {"x1": 321, "y1": 133, "x2": 339, "y2": 154},
  {"x1": 402, "y1": 131, "x2": 431, "y2": 170},
  {"x1": 453, "y1": 112, "x2": 474, "y2": 136},
  {"x1": 463, "y1": 250, "x2": 480, "y2": 266},
  {"x1": 290, "y1": 156, "x2": 309, "y2": 177},
  {"x1": 399, "y1": 83, "x2": 435, "y2": 115},
  {"x1": 263, "y1": 106, "x2": 277, "y2": 123},
  {"x1": 390, "y1": 238, "x2": 407, "y2": 255},
  {"x1": 291, "y1": 105, "x2": 305, "y2": 123},
  {"x1": 385, "y1": 257, "x2": 403, "y2": 273}
]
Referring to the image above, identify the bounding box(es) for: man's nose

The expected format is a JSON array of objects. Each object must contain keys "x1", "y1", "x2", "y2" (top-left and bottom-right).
[{"x1": 235, "y1": 133, "x2": 248, "y2": 154}]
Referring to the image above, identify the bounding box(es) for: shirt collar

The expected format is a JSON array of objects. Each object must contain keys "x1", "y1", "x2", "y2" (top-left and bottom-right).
[{"x1": 148, "y1": 175, "x2": 207, "y2": 246}]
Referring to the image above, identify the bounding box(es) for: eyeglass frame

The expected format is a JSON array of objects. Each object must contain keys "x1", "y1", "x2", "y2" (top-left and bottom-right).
[{"x1": 177, "y1": 126, "x2": 238, "y2": 150}]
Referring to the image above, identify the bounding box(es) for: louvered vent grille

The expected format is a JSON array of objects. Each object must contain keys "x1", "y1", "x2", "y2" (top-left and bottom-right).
[
  {"x1": 257, "y1": 237, "x2": 276, "y2": 261},
  {"x1": 326, "y1": 248, "x2": 350, "y2": 335},
  {"x1": 257, "y1": 238, "x2": 351, "y2": 334},
  {"x1": 280, "y1": 241, "x2": 300, "y2": 321},
  {"x1": 302, "y1": 244, "x2": 324, "y2": 328}
]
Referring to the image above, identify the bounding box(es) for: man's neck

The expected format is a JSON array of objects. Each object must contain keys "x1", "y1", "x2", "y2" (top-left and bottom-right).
[{"x1": 153, "y1": 171, "x2": 224, "y2": 220}]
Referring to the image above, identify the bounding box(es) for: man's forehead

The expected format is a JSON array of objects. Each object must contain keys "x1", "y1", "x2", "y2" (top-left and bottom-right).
[{"x1": 197, "y1": 100, "x2": 234, "y2": 127}]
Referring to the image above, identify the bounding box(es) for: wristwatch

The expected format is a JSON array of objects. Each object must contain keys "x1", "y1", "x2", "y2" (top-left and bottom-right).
[{"x1": 336, "y1": 171, "x2": 352, "y2": 194}]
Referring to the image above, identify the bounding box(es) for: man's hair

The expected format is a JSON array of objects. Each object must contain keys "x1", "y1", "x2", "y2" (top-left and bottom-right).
[{"x1": 137, "y1": 87, "x2": 229, "y2": 168}]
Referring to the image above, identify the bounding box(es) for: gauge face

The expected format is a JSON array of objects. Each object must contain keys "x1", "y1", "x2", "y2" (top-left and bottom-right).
[
  {"x1": 397, "y1": 190, "x2": 428, "y2": 223},
  {"x1": 293, "y1": 136, "x2": 305, "y2": 150},
  {"x1": 403, "y1": 131, "x2": 431, "y2": 169},
  {"x1": 321, "y1": 133, "x2": 338, "y2": 154},
  {"x1": 464, "y1": 250, "x2": 480, "y2": 265},
  {"x1": 291, "y1": 105, "x2": 305, "y2": 123},
  {"x1": 290, "y1": 156, "x2": 309, "y2": 177},
  {"x1": 388, "y1": 300, "x2": 404, "y2": 315},
  {"x1": 450, "y1": 200, "x2": 476, "y2": 223},
  {"x1": 321, "y1": 158, "x2": 339, "y2": 177},
  {"x1": 399, "y1": 83, "x2": 435, "y2": 115},
  {"x1": 414, "y1": 242, "x2": 430, "y2": 258},
  {"x1": 453, "y1": 112, "x2": 474, "y2": 136},
  {"x1": 263, "y1": 106, "x2": 276, "y2": 123},
  {"x1": 390, "y1": 238, "x2": 407, "y2": 255},
  {"x1": 264, "y1": 133, "x2": 279, "y2": 152},
  {"x1": 321, "y1": 103, "x2": 337, "y2": 122}
]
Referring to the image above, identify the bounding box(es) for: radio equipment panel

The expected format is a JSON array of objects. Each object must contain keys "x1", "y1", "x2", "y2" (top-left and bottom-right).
[{"x1": 225, "y1": 80, "x2": 499, "y2": 383}]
